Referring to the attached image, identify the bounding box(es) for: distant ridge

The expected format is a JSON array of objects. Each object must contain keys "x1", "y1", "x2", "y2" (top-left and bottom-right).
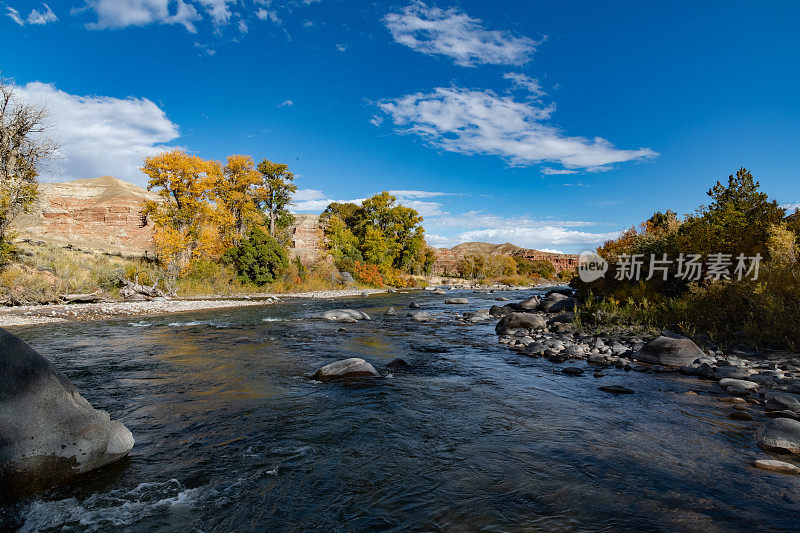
[{"x1": 447, "y1": 242, "x2": 524, "y2": 256}]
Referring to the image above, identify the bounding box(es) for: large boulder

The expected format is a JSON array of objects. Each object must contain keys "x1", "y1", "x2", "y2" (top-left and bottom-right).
[
  {"x1": 495, "y1": 312, "x2": 547, "y2": 335},
  {"x1": 755, "y1": 418, "x2": 800, "y2": 454},
  {"x1": 633, "y1": 332, "x2": 705, "y2": 367},
  {"x1": 0, "y1": 328, "x2": 134, "y2": 495},
  {"x1": 312, "y1": 358, "x2": 380, "y2": 382},
  {"x1": 540, "y1": 293, "x2": 576, "y2": 313},
  {"x1": 318, "y1": 309, "x2": 370, "y2": 322},
  {"x1": 408, "y1": 310, "x2": 435, "y2": 322},
  {"x1": 517, "y1": 296, "x2": 539, "y2": 310},
  {"x1": 445, "y1": 298, "x2": 469, "y2": 304}
]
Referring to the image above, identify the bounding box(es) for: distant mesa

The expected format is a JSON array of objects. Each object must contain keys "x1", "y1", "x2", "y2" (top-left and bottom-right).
[
  {"x1": 11, "y1": 176, "x2": 160, "y2": 257},
  {"x1": 432, "y1": 242, "x2": 579, "y2": 276}
]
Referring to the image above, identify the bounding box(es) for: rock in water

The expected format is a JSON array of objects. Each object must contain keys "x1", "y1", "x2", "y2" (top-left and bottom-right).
[
  {"x1": 312, "y1": 358, "x2": 380, "y2": 382},
  {"x1": 755, "y1": 418, "x2": 800, "y2": 454},
  {"x1": 598, "y1": 385, "x2": 635, "y2": 394},
  {"x1": 408, "y1": 310, "x2": 434, "y2": 322},
  {"x1": 445, "y1": 298, "x2": 469, "y2": 304},
  {"x1": 409, "y1": 302, "x2": 420, "y2": 309},
  {"x1": 752, "y1": 459, "x2": 800, "y2": 475},
  {"x1": 387, "y1": 358, "x2": 411, "y2": 370},
  {"x1": 0, "y1": 327, "x2": 134, "y2": 495},
  {"x1": 384, "y1": 307, "x2": 397, "y2": 316},
  {"x1": 318, "y1": 309, "x2": 371, "y2": 322},
  {"x1": 495, "y1": 312, "x2": 546, "y2": 334},
  {"x1": 633, "y1": 332, "x2": 704, "y2": 367},
  {"x1": 517, "y1": 296, "x2": 539, "y2": 310}
]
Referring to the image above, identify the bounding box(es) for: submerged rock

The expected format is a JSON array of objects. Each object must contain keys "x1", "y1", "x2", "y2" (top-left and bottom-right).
[
  {"x1": 633, "y1": 332, "x2": 704, "y2": 367},
  {"x1": 319, "y1": 309, "x2": 371, "y2": 322},
  {"x1": 312, "y1": 358, "x2": 380, "y2": 382},
  {"x1": 0, "y1": 327, "x2": 134, "y2": 495},
  {"x1": 752, "y1": 459, "x2": 800, "y2": 475},
  {"x1": 755, "y1": 418, "x2": 800, "y2": 454},
  {"x1": 387, "y1": 358, "x2": 411, "y2": 370},
  {"x1": 598, "y1": 385, "x2": 635, "y2": 394}
]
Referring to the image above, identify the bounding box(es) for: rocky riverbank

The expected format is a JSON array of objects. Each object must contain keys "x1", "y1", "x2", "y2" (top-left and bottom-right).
[{"x1": 479, "y1": 289, "x2": 800, "y2": 475}]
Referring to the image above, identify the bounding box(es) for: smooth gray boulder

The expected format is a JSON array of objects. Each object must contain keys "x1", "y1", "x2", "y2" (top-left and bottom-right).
[
  {"x1": 318, "y1": 309, "x2": 371, "y2": 322},
  {"x1": 445, "y1": 298, "x2": 469, "y2": 304},
  {"x1": 766, "y1": 393, "x2": 800, "y2": 414},
  {"x1": 408, "y1": 310, "x2": 434, "y2": 322},
  {"x1": 517, "y1": 296, "x2": 539, "y2": 310},
  {"x1": 312, "y1": 358, "x2": 380, "y2": 382},
  {"x1": 0, "y1": 328, "x2": 134, "y2": 494},
  {"x1": 384, "y1": 307, "x2": 397, "y2": 316},
  {"x1": 495, "y1": 312, "x2": 546, "y2": 334},
  {"x1": 755, "y1": 418, "x2": 800, "y2": 454},
  {"x1": 633, "y1": 332, "x2": 705, "y2": 367}
]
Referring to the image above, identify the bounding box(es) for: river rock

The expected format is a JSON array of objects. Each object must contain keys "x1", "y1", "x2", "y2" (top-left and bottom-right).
[
  {"x1": 319, "y1": 309, "x2": 370, "y2": 322},
  {"x1": 599, "y1": 385, "x2": 635, "y2": 394},
  {"x1": 495, "y1": 313, "x2": 547, "y2": 335},
  {"x1": 387, "y1": 358, "x2": 411, "y2": 370},
  {"x1": 633, "y1": 332, "x2": 705, "y2": 367},
  {"x1": 562, "y1": 367, "x2": 584, "y2": 376},
  {"x1": 409, "y1": 310, "x2": 434, "y2": 322},
  {"x1": 544, "y1": 296, "x2": 576, "y2": 314},
  {"x1": 719, "y1": 378, "x2": 759, "y2": 393},
  {"x1": 445, "y1": 298, "x2": 469, "y2": 304},
  {"x1": 384, "y1": 307, "x2": 397, "y2": 316},
  {"x1": 765, "y1": 393, "x2": 800, "y2": 414},
  {"x1": 755, "y1": 418, "x2": 800, "y2": 454},
  {"x1": 489, "y1": 305, "x2": 515, "y2": 317},
  {"x1": 409, "y1": 302, "x2": 420, "y2": 309},
  {"x1": 517, "y1": 296, "x2": 539, "y2": 310},
  {"x1": 715, "y1": 366, "x2": 751, "y2": 380},
  {"x1": 549, "y1": 312, "x2": 574, "y2": 324},
  {"x1": 752, "y1": 459, "x2": 800, "y2": 475},
  {"x1": 0, "y1": 327, "x2": 135, "y2": 494},
  {"x1": 313, "y1": 358, "x2": 380, "y2": 382},
  {"x1": 432, "y1": 288, "x2": 447, "y2": 295}
]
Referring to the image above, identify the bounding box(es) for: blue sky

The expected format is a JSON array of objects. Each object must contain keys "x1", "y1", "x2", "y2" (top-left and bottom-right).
[{"x1": 2, "y1": 0, "x2": 799, "y2": 252}]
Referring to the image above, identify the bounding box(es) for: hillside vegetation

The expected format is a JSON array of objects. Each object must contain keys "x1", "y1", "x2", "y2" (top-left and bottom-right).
[{"x1": 573, "y1": 168, "x2": 800, "y2": 349}]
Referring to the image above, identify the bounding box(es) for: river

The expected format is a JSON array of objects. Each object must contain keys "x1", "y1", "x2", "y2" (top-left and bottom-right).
[{"x1": 2, "y1": 288, "x2": 798, "y2": 531}]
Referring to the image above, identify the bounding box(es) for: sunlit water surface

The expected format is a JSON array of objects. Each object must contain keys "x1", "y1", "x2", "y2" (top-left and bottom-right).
[{"x1": 2, "y1": 289, "x2": 799, "y2": 531}]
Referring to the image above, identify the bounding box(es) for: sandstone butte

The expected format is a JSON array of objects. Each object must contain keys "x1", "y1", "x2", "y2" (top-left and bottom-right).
[{"x1": 10, "y1": 176, "x2": 578, "y2": 271}]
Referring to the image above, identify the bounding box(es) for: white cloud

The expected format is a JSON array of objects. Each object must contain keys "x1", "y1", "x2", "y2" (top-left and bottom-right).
[
  {"x1": 542, "y1": 167, "x2": 578, "y2": 175},
  {"x1": 780, "y1": 203, "x2": 800, "y2": 213},
  {"x1": 377, "y1": 86, "x2": 657, "y2": 171},
  {"x1": 335, "y1": 43, "x2": 347, "y2": 52},
  {"x1": 383, "y1": 1, "x2": 537, "y2": 67},
  {"x1": 12, "y1": 81, "x2": 180, "y2": 185},
  {"x1": 85, "y1": 0, "x2": 201, "y2": 31},
  {"x1": 289, "y1": 189, "x2": 446, "y2": 217},
  {"x1": 504, "y1": 72, "x2": 545, "y2": 98},
  {"x1": 369, "y1": 115, "x2": 384, "y2": 127},
  {"x1": 388, "y1": 190, "x2": 447, "y2": 198},
  {"x1": 6, "y1": 7, "x2": 24, "y2": 25},
  {"x1": 423, "y1": 211, "x2": 618, "y2": 252},
  {"x1": 256, "y1": 8, "x2": 279, "y2": 23},
  {"x1": 7, "y1": 3, "x2": 57, "y2": 25},
  {"x1": 278, "y1": 99, "x2": 294, "y2": 107},
  {"x1": 196, "y1": 0, "x2": 233, "y2": 26},
  {"x1": 453, "y1": 226, "x2": 617, "y2": 251}
]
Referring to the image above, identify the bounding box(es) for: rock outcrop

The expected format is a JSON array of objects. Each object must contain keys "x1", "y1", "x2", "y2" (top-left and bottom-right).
[
  {"x1": 0, "y1": 327, "x2": 134, "y2": 495},
  {"x1": 11, "y1": 176, "x2": 160, "y2": 256}
]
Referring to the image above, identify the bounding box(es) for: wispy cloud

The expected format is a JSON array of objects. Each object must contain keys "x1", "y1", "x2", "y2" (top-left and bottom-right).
[
  {"x1": 12, "y1": 81, "x2": 180, "y2": 185},
  {"x1": 425, "y1": 211, "x2": 618, "y2": 251},
  {"x1": 383, "y1": 1, "x2": 538, "y2": 67},
  {"x1": 290, "y1": 188, "x2": 447, "y2": 217},
  {"x1": 376, "y1": 86, "x2": 657, "y2": 171},
  {"x1": 504, "y1": 72, "x2": 545, "y2": 99},
  {"x1": 278, "y1": 99, "x2": 294, "y2": 107},
  {"x1": 7, "y1": 3, "x2": 58, "y2": 25}
]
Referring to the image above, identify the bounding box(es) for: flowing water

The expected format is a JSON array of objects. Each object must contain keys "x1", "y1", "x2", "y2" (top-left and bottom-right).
[{"x1": 2, "y1": 289, "x2": 799, "y2": 532}]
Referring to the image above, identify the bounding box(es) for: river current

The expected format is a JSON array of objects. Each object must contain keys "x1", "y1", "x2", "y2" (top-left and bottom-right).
[{"x1": 2, "y1": 288, "x2": 799, "y2": 532}]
